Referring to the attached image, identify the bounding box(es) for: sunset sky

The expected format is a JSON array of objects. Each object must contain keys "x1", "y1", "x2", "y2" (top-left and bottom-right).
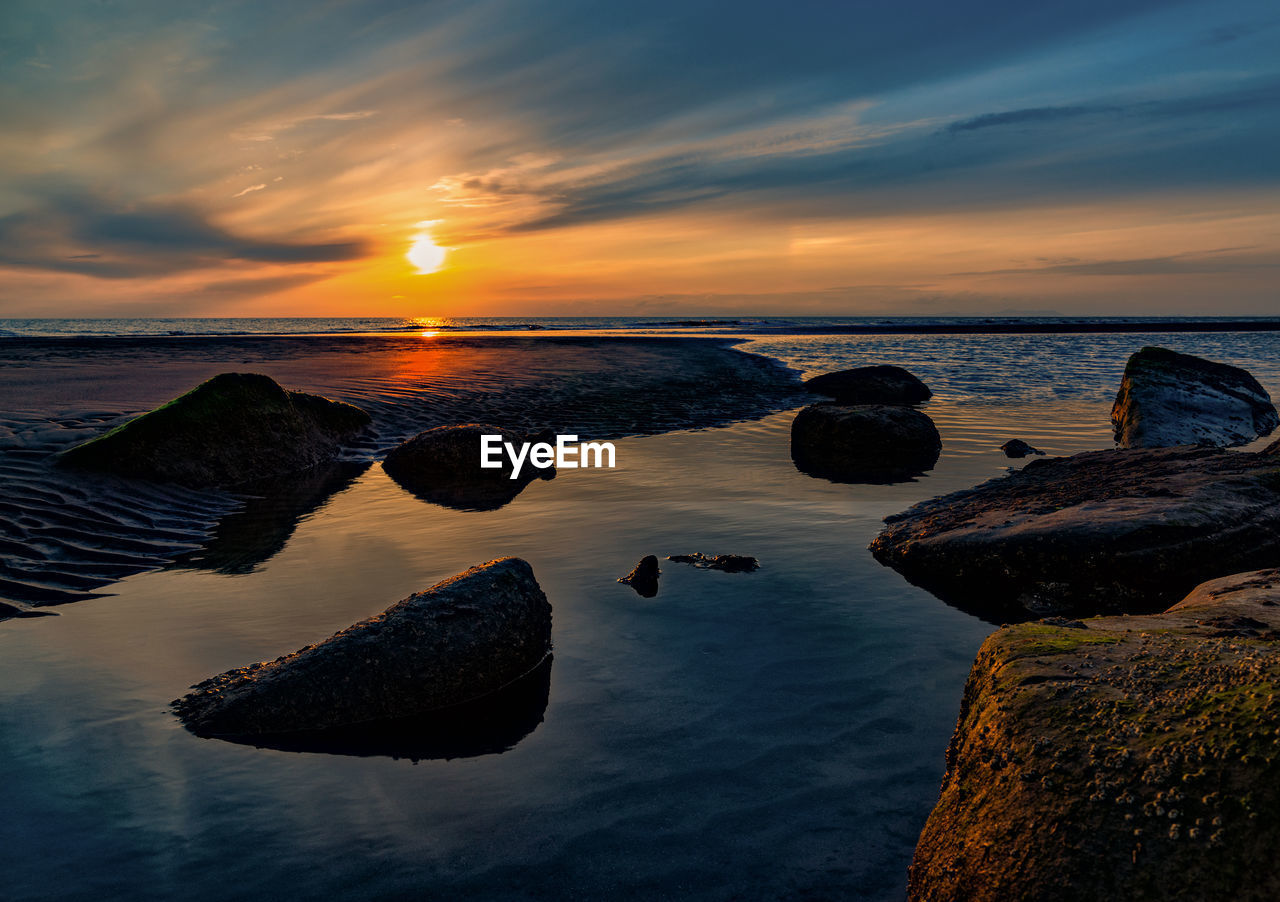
[{"x1": 1, "y1": 0, "x2": 1277, "y2": 317}]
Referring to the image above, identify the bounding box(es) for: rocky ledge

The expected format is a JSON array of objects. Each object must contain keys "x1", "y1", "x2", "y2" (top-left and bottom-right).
[
  {"x1": 870, "y1": 444, "x2": 1280, "y2": 619},
  {"x1": 173, "y1": 558, "x2": 551, "y2": 736},
  {"x1": 910, "y1": 568, "x2": 1280, "y2": 902},
  {"x1": 57, "y1": 372, "x2": 371, "y2": 489}
]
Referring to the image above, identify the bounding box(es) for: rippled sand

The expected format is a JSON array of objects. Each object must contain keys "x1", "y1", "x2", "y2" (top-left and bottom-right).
[{"x1": 0, "y1": 335, "x2": 802, "y2": 609}]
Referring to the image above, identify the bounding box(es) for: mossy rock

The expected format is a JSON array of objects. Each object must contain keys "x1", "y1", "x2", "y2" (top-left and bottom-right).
[
  {"x1": 57, "y1": 372, "x2": 370, "y2": 489},
  {"x1": 909, "y1": 568, "x2": 1280, "y2": 901}
]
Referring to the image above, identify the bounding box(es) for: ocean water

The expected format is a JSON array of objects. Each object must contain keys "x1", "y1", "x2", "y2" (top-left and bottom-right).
[
  {"x1": 2, "y1": 314, "x2": 1280, "y2": 338},
  {"x1": 2, "y1": 325, "x2": 1280, "y2": 901}
]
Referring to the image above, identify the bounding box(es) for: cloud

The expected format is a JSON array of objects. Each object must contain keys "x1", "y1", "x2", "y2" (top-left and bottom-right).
[
  {"x1": 445, "y1": 75, "x2": 1280, "y2": 235},
  {"x1": 953, "y1": 248, "x2": 1280, "y2": 277},
  {"x1": 2, "y1": 0, "x2": 1279, "y2": 315},
  {"x1": 0, "y1": 189, "x2": 366, "y2": 279},
  {"x1": 946, "y1": 106, "x2": 1115, "y2": 132}
]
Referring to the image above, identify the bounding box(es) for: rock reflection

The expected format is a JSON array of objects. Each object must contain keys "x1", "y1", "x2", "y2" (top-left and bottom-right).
[
  {"x1": 172, "y1": 461, "x2": 370, "y2": 574},
  {"x1": 200, "y1": 655, "x2": 553, "y2": 762},
  {"x1": 790, "y1": 404, "x2": 941, "y2": 485}
]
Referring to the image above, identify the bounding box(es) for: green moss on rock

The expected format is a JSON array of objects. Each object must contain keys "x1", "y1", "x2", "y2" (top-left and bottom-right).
[
  {"x1": 910, "y1": 569, "x2": 1280, "y2": 901},
  {"x1": 57, "y1": 372, "x2": 370, "y2": 489}
]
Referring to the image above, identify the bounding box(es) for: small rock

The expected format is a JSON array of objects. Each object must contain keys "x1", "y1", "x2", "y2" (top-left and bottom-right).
[
  {"x1": 667, "y1": 553, "x2": 760, "y2": 573},
  {"x1": 1111, "y1": 346, "x2": 1278, "y2": 449},
  {"x1": 1001, "y1": 439, "x2": 1045, "y2": 458},
  {"x1": 618, "y1": 555, "x2": 660, "y2": 597},
  {"x1": 803, "y1": 365, "x2": 931, "y2": 405}
]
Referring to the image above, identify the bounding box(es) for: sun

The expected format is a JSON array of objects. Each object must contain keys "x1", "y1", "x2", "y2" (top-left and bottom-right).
[{"x1": 407, "y1": 226, "x2": 447, "y2": 274}]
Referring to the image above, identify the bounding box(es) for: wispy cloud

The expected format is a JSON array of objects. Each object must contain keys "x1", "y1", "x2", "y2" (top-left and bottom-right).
[
  {"x1": 0, "y1": 0, "x2": 1278, "y2": 314},
  {"x1": 0, "y1": 189, "x2": 367, "y2": 279},
  {"x1": 954, "y1": 248, "x2": 1280, "y2": 277}
]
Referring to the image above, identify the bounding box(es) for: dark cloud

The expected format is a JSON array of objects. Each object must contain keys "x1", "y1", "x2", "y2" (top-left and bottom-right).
[
  {"x1": 954, "y1": 248, "x2": 1280, "y2": 277},
  {"x1": 0, "y1": 190, "x2": 365, "y2": 278},
  {"x1": 497, "y1": 77, "x2": 1280, "y2": 233},
  {"x1": 946, "y1": 106, "x2": 1116, "y2": 132}
]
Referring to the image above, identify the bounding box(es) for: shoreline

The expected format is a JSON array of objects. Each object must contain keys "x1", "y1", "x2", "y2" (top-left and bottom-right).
[{"x1": 4, "y1": 318, "x2": 1280, "y2": 342}]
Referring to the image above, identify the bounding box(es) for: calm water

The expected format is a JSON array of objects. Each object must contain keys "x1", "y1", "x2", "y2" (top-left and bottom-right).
[{"x1": 3, "y1": 328, "x2": 1280, "y2": 901}]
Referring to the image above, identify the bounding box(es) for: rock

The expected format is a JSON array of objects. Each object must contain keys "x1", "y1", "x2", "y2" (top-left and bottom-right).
[
  {"x1": 1000, "y1": 438, "x2": 1044, "y2": 458},
  {"x1": 57, "y1": 372, "x2": 370, "y2": 489},
  {"x1": 667, "y1": 553, "x2": 760, "y2": 573},
  {"x1": 791, "y1": 403, "x2": 941, "y2": 483},
  {"x1": 870, "y1": 445, "x2": 1280, "y2": 620},
  {"x1": 172, "y1": 558, "x2": 552, "y2": 736},
  {"x1": 909, "y1": 568, "x2": 1280, "y2": 902},
  {"x1": 383, "y1": 424, "x2": 555, "y2": 511},
  {"x1": 618, "y1": 555, "x2": 660, "y2": 597},
  {"x1": 803, "y1": 365, "x2": 931, "y2": 405},
  {"x1": 1111, "y1": 346, "x2": 1278, "y2": 449}
]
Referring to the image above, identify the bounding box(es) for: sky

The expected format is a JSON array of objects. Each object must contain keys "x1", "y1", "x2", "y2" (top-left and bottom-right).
[{"x1": 0, "y1": 0, "x2": 1278, "y2": 318}]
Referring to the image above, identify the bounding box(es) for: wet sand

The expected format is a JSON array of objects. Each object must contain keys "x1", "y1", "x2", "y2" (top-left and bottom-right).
[{"x1": 0, "y1": 335, "x2": 803, "y2": 610}]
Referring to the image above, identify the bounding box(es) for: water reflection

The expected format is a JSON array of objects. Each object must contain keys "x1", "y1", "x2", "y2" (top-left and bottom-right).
[
  {"x1": 173, "y1": 461, "x2": 370, "y2": 574},
  {"x1": 193, "y1": 655, "x2": 553, "y2": 762},
  {"x1": 385, "y1": 461, "x2": 554, "y2": 512}
]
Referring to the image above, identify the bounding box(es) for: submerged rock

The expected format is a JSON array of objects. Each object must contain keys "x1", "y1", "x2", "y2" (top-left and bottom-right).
[
  {"x1": 870, "y1": 445, "x2": 1280, "y2": 620},
  {"x1": 1111, "y1": 346, "x2": 1278, "y2": 449},
  {"x1": 172, "y1": 558, "x2": 552, "y2": 736},
  {"x1": 57, "y1": 372, "x2": 370, "y2": 489},
  {"x1": 383, "y1": 424, "x2": 555, "y2": 511},
  {"x1": 910, "y1": 569, "x2": 1280, "y2": 902},
  {"x1": 791, "y1": 403, "x2": 941, "y2": 483},
  {"x1": 1000, "y1": 438, "x2": 1044, "y2": 458},
  {"x1": 618, "y1": 555, "x2": 660, "y2": 597},
  {"x1": 803, "y1": 365, "x2": 931, "y2": 405},
  {"x1": 667, "y1": 553, "x2": 760, "y2": 573}
]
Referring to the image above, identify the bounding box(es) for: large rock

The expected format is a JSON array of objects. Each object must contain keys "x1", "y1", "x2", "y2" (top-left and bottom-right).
[
  {"x1": 172, "y1": 557, "x2": 552, "y2": 736},
  {"x1": 870, "y1": 445, "x2": 1280, "y2": 620},
  {"x1": 57, "y1": 372, "x2": 370, "y2": 489},
  {"x1": 804, "y1": 364, "x2": 931, "y2": 405},
  {"x1": 1111, "y1": 346, "x2": 1278, "y2": 449},
  {"x1": 383, "y1": 423, "x2": 554, "y2": 511},
  {"x1": 791, "y1": 403, "x2": 941, "y2": 483},
  {"x1": 910, "y1": 569, "x2": 1280, "y2": 901}
]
